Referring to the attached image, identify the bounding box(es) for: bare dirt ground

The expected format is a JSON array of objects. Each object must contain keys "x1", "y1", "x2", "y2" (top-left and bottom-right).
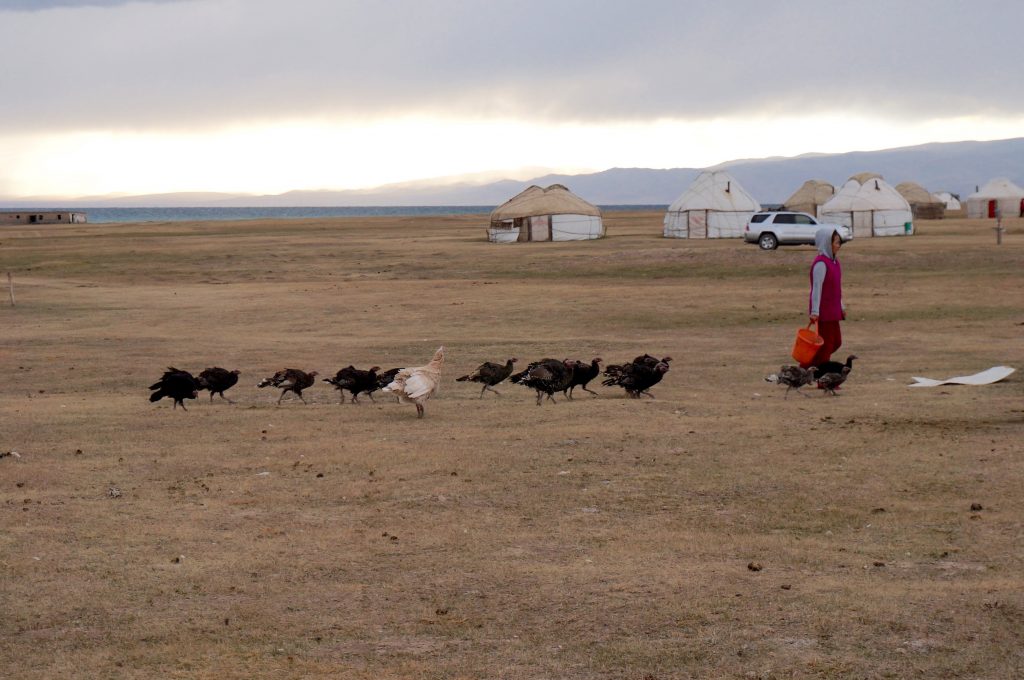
[{"x1": 1, "y1": 212, "x2": 1022, "y2": 679}]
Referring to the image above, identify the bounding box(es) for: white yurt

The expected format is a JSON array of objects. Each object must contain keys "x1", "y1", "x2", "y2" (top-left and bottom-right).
[
  {"x1": 487, "y1": 184, "x2": 604, "y2": 243},
  {"x1": 820, "y1": 173, "x2": 913, "y2": 237},
  {"x1": 933, "y1": 192, "x2": 961, "y2": 211},
  {"x1": 782, "y1": 179, "x2": 835, "y2": 218},
  {"x1": 663, "y1": 170, "x2": 760, "y2": 238},
  {"x1": 965, "y1": 178, "x2": 1024, "y2": 219}
]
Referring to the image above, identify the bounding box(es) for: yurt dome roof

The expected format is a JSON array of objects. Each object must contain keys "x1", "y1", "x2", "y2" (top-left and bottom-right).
[
  {"x1": 490, "y1": 184, "x2": 601, "y2": 221},
  {"x1": 666, "y1": 171, "x2": 760, "y2": 213},
  {"x1": 823, "y1": 174, "x2": 911, "y2": 212}
]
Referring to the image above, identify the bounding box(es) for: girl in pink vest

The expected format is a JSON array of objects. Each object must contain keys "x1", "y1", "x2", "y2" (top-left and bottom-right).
[{"x1": 804, "y1": 228, "x2": 845, "y2": 368}]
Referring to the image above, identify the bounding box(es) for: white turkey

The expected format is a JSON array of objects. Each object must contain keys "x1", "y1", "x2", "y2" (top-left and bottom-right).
[{"x1": 382, "y1": 347, "x2": 445, "y2": 418}]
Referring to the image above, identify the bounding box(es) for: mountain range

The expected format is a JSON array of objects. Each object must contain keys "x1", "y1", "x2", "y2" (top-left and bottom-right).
[{"x1": 3, "y1": 137, "x2": 1021, "y2": 209}]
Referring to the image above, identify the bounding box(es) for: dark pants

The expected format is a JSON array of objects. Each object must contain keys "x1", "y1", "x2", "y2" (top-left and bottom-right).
[{"x1": 801, "y1": 320, "x2": 842, "y2": 368}]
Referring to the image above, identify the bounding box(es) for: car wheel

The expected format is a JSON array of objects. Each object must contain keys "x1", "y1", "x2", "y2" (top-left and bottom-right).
[{"x1": 758, "y1": 233, "x2": 779, "y2": 250}]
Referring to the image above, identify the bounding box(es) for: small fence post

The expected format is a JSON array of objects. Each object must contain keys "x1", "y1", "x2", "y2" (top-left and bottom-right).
[{"x1": 7, "y1": 272, "x2": 14, "y2": 307}]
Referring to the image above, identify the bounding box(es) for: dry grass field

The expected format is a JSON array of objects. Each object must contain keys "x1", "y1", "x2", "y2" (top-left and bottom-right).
[{"x1": 1, "y1": 212, "x2": 1022, "y2": 679}]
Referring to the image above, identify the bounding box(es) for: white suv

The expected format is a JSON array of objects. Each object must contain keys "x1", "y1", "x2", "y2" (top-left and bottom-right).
[{"x1": 743, "y1": 211, "x2": 852, "y2": 250}]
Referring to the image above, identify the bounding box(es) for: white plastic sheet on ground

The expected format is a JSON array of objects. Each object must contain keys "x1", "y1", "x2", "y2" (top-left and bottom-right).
[{"x1": 907, "y1": 366, "x2": 1016, "y2": 387}]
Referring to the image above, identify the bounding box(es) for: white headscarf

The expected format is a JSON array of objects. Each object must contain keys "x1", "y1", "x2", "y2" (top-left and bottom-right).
[{"x1": 815, "y1": 227, "x2": 838, "y2": 259}]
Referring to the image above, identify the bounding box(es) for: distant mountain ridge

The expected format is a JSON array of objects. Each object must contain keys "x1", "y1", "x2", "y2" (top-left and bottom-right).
[
  {"x1": 3, "y1": 137, "x2": 1021, "y2": 208},
  {"x1": 713, "y1": 137, "x2": 1024, "y2": 203}
]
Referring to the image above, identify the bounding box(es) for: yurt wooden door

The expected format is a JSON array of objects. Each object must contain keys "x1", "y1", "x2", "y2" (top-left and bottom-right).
[
  {"x1": 529, "y1": 215, "x2": 551, "y2": 241},
  {"x1": 852, "y1": 211, "x2": 872, "y2": 238},
  {"x1": 688, "y1": 211, "x2": 707, "y2": 238}
]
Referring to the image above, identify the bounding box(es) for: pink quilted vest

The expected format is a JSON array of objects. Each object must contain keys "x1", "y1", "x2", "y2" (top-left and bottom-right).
[{"x1": 809, "y1": 254, "x2": 843, "y2": 321}]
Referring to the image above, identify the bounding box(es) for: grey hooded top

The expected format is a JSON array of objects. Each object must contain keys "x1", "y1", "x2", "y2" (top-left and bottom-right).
[{"x1": 810, "y1": 228, "x2": 842, "y2": 317}]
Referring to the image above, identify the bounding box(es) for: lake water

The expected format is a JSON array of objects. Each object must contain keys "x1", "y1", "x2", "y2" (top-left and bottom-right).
[{"x1": 4, "y1": 205, "x2": 668, "y2": 224}]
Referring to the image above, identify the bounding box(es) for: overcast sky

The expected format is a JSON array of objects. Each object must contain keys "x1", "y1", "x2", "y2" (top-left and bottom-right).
[{"x1": 2, "y1": 0, "x2": 1022, "y2": 197}]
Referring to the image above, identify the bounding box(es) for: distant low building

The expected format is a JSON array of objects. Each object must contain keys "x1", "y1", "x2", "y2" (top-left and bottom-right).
[{"x1": 0, "y1": 211, "x2": 87, "y2": 225}]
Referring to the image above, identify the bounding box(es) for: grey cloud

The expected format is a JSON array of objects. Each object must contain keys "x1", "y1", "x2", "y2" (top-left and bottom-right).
[{"x1": 0, "y1": 0, "x2": 1021, "y2": 133}]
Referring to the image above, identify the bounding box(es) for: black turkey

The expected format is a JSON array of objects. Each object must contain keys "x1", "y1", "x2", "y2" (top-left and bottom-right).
[
  {"x1": 815, "y1": 355, "x2": 857, "y2": 378},
  {"x1": 602, "y1": 358, "x2": 670, "y2": 398},
  {"x1": 257, "y1": 368, "x2": 318, "y2": 404},
  {"x1": 323, "y1": 365, "x2": 383, "y2": 403},
  {"x1": 510, "y1": 358, "x2": 574, "y2": 405},
  {"x1": 563, "y1": 357, "x2": 602, "y2": 399},
  {"x1": 817, "y1": 366, "x2": 851, "y2": 396},
  {"x1": 374, "y1": 368, "x2": 402, "y2": 402},
  {"x1": 149, "y1": 367, "x2": 199, "y2": 411},
  {"x1": 603, "y1": 354, "x2": 671, "y2": 381},
  {"x1": 456, "y1": 358, "x2": 517, "y2": 398},
  {"x1": 197, "y1": 367, "x2": 240, "y2": 403},
  {"x1": 632, "y1": 354, "x2": 673, "y2": 368},
  {"x1": 375, "y1": 368, "x2": 401, "y2": 390}
]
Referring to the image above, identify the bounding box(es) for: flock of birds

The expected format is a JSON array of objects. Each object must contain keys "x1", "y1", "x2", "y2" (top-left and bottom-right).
[
  {"x1": 764, "y1": 355, "x2": 858, "y2": 398},
  {"x1": 149, "y1": 348, "x2": 858, "y2": 416},
  {"x1": 147, "y1": 348, "x2": 674, "y2": 417}
]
